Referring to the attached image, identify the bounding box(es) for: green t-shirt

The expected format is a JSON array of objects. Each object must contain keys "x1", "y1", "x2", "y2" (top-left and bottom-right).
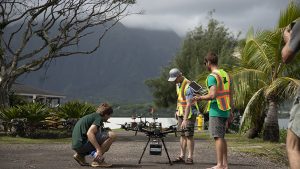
[
  {"x1": 72, "y1": 113, "x2": 103, "y2": 149},
  {"x1": 207, "y1": 75, "x2": 230, "y2": 118}
]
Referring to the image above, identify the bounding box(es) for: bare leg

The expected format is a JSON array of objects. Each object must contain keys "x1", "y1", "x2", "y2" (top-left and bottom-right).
[
  {"x1": 214, "y1": 137, "x2": 226, "y2": 168},
  {"x1": 223, "y1": 139, "x2": 228, "y2": 168},
  {"x1": 286, "y1": 129, "x2": 300, "y2": 169},
  {"x1": 100, "y1": 131, "x2": 117, "y2": 154},
  {"x1": 187, "y1": 136, "x2": 194, "y2": 159},
  {"x1": 180, "y1": 136, "x2": 187, "y2": 158},
  {"x1": 215, "y1": 138, "x2": 223, "y2": 167}
]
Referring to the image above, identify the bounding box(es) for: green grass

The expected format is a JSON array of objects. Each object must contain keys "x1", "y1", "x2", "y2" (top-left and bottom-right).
[
  {"x1": 0, "y1": 136, "x2": 71, "y2": 144},
  {"x1": 194, "y1": 131, "x2": 288, "y2": 166}
]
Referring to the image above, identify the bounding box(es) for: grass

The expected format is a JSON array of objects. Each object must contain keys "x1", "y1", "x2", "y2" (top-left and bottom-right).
[
  {"x1": 227, "y1": 134, "x2": 288, "y2": 166},
  {"x1": 0, "y1": 136, "x2": 71, "y2": 144},
  {"x1": 194, "y1": 131, "x2": 288, "y2": 166}
]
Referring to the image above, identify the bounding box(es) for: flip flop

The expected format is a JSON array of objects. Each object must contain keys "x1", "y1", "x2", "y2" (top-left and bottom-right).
[
  {"x1": 206, "y1": 166, "x2": 223, "y2": 169},
  {"x1": 185, "y1": 158, "x2": 193, "y2": 164},
  {"x1": 173, "y1": 156, "x2": 185, "y2": 163}
]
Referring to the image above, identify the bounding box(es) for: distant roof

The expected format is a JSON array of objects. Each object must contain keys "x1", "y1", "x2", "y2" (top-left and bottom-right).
[{"x1": 11, "y1": 83, "x2": 66, "y2": 98}]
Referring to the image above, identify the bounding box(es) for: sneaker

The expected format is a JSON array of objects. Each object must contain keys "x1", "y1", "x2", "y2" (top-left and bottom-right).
[
  {"x1": 91, "y1": 160, "x2": 112, "y2": 168},
  {"x1": 73, "y1": 153, "x2": 89, "y2": 166}
]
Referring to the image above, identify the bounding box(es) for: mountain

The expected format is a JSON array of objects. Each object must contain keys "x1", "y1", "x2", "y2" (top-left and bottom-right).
[{"x1": 17, "y1": 23, "x2": 182, "y2": 103}]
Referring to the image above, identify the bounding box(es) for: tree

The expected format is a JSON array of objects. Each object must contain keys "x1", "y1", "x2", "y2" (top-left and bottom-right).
[
  {"x1": 146, "y1": 17, "x2": 238, "y2": 108},
  {"x1": 0, "y1": 0, "x2": 136, "y2": 107},
  {"x1": 235, "y1": 2, "x2": 300, "y2": 142}
]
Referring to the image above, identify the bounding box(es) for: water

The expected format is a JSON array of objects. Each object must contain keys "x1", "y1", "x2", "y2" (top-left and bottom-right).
[
  {"x1": 278, "y1": 118, "x2": 289, "y2": 129},
  {"x1": 104, "y1": 117, "x2": 177, "y2": 129},
  {"x1": 105, "y1": 117, "x2": 290, "y2": 130}
]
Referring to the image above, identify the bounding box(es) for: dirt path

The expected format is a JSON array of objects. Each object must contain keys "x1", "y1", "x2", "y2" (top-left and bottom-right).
[{"x1": 0, "y1": 131, "x2": 287, "y2": 169}]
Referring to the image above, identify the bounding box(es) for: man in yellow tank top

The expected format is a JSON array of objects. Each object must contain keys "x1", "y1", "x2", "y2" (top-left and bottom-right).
[{"x1": 168, "y1": 68, "x2": 199, "y2": 164}]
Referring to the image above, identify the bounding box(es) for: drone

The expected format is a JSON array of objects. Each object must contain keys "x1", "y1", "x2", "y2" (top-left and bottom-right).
[{"x1": 120, "y1": 114, "x2": 189, "y2": 165}]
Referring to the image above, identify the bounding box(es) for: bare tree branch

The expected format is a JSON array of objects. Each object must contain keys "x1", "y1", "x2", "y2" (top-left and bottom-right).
[{"x1": 0, "y1": 0, "x2": 137, "y2": 103}]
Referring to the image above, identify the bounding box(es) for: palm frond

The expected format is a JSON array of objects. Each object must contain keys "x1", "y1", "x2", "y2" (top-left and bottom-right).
[
  {"x1": 58, "y1": 101, "x2": 96, "y2": 119},
  {"x1": 239, "y1": 87, "x2": 267, "y2": 133},
  {"x1": 278, "y1": 1, "x2": 300, "y2": 28},
  {"x1": 282, "y1": 53, "x2": 300, "y2": 78},
  {"x1": 0, "y1": 107, "x2": 22, "y2": 121},
  {"x1": 229, "y1": 66, "x2": 267, "y2": 110},
  {"x1": 243, "y1": 30, "x2": 283, "y2": 74},
  {"x1": 266, "y1": 77, "x2": 300, "y2": 101}
]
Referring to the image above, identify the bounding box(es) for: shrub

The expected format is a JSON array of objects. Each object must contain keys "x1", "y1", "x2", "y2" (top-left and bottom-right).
[
  {"x1": 57, "y1": 101, "x2": 96, "y2": 119},
  {"x1": 279, "y1": 129, "x2": 287, "y2": 143},
  {"x1": 18, "y1": 103, "x2": 50, "y2": 127}
]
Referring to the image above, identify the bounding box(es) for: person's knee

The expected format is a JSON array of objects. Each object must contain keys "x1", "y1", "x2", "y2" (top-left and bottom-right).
[
  {"x1": 108, "y1": 131, "x2": 117, "y2": 141},
  {"x1": 214, "y1": 137, "x2": 220, "y2": 141},
  {"x1": 286, "y1": 129, "x2": 300, "y2": 151},
  {"x1": 214, "y1": 137, "x2": 225, "y2": 142}
]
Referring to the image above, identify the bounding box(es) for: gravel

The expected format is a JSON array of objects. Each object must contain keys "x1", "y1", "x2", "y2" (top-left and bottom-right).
[{"x1": 0, "y1": 131, "x2": 287, "y2": 169}]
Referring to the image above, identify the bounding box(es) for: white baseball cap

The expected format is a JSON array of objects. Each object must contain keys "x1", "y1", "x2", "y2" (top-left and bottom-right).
[{"x1": 168, "y1": 68, "x2": 182, "y2": 81}]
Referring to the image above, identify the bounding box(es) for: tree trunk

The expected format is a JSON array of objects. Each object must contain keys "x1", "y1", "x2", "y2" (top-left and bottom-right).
[
  {"x1": 263, "y1": 99, "x2": 279, "y2": 142},
  {"x1": 0, "y1": 85, "x2": 10, "y2": 108},
  {"x1": 246, "y1": 110, "x2": 266, "y2": 139}
]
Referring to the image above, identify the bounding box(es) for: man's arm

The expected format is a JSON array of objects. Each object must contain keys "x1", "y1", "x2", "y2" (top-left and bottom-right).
[
  {"x1": 282, "y1": 28, "x2": 295, "y2": 63},
  {"x1": 194, "y1": 85, "x2": 216, "y2": 101},
  {"x1": 181, "y1": 87, "x2": 193, "y2": 128},
  {"x1": 87, "y1": 124, "x2": 103, "y2": 159},
  {"x1": 282, "y1": 21, "x2": 300, "y2": 63},
  {"x1": 184, "y1": 99, "x2": 192, "y2": 120}
]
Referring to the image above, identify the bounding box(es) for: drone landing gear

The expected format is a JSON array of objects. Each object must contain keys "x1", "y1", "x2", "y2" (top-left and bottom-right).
[{"x1": 138, "y1": 137, "x2": 173, "y2": 165}]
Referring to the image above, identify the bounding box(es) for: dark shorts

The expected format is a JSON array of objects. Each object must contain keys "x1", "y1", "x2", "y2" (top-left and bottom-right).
[
  {"x1": 74, "y1": 131, "x2": 109, "y2": 156},
  {"x1": 209, "y1": 116, "x2": 227, "y2": 138},
  {"x1": 288, "y1": 95, "x2": 300, "y2": 138},
  {"x1": 178, "y1": 114, "x2": 197, "y2": 137}
]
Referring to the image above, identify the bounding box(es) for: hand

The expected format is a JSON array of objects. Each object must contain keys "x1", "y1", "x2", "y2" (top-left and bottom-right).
[
  {"x1": 193, "y1": 95, "x2": 201, "y2": 101},
  {"x1": 181, "y1": 119, "x2": 187, "y2": 129},
  {"x1": 95, "y1": 150, "x2": 104, "y2": 162}
]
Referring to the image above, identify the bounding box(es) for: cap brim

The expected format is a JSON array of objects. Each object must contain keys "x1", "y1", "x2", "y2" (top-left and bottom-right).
[{"x1": 168, "y1": 77, "x2": 177, "y2": 82}]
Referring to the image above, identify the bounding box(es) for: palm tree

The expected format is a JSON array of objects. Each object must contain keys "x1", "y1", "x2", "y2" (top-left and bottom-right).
[{"x1": 233, "y1": 2, "x2": 300, "y2": 142}]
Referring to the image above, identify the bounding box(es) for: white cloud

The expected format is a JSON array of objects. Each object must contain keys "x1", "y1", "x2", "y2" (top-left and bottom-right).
[{"x1": 121, "y1": 0, "x2": 291, "y2": 37}]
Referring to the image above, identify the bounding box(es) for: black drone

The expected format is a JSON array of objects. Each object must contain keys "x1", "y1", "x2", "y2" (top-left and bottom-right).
[{"x1": 120, "y1": 116, "x2": 188, "y2": 165}]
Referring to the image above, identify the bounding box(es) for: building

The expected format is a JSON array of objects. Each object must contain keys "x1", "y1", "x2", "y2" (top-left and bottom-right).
[{"x1": 11, "y1": 83, "x2": 66, "y2": 107}]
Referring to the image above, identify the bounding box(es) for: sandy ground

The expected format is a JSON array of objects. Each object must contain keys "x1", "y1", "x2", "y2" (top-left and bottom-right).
[{"x1": 0, "y1": 131, "x2": 287, "y2": 169}]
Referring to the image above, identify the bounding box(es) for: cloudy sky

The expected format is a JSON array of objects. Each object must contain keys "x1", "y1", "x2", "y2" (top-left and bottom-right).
[{"x1": 121, "y1": 0, "x2": 293, "y2": 38}]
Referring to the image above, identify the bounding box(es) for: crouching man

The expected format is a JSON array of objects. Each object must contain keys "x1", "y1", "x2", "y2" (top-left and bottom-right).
[{"x1": 72, "y1": 102, "x2": 116, "y2": 167}]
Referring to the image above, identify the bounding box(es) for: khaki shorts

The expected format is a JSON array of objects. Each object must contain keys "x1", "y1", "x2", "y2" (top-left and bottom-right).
[
  {"x1": 74, "y1": 131, "x2": 109, "y2": 156},
  {"x1": 209, "y1": 116, "x2": 227, "y2": 138},
  {"x1": 288, "y1": 95, "x2": 300, "y2": 138},
  {"x1": 177, "y1": 114, "x2": 197, "y2": 137}
]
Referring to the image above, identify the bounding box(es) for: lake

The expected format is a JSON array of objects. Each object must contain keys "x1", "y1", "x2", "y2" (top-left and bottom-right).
[
  {"x1": 105, "y1": 117, "x2": 290, "y2": 129},
  {"x1": 105, "y1": 117, "x2": 177, "y2": 129},
  {"x1": 278, "y1": 118, "x2": 289, "y2": 129}
]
